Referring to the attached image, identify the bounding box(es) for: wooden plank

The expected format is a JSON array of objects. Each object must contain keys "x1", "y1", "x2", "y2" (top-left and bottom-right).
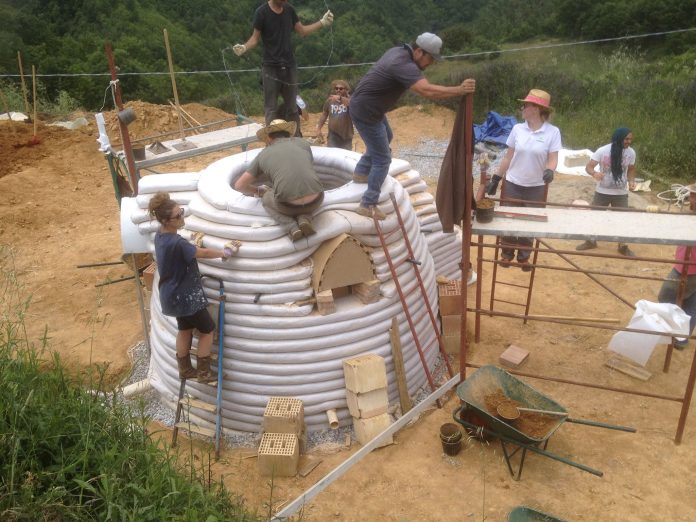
[
  {"x1": 494, "y1": 210, "x2": 548, "y2": 222},
  {"x1": 389, "y1": 317, "x2": 413, "y2": 413},
  {"x1": 298, "y1": 457, "x2": 323, "y2": 478},
  {"x1": 178, "y1": 397, "x2": 216, "y2": 413},
  {"x1": 174, "y1": 421, "x2": 216, "y2": 438},
  {"x1": 605, "y1": 355, "x2": 652, "y2": 381}
]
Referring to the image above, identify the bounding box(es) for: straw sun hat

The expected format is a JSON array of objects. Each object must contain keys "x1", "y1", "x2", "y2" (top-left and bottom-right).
[
  {"x1": 518, "y1": 89, "x2": 553, "y2": 111},
  {"x1": 256, "y1": 119, "x2": 297, "y2": 141}
]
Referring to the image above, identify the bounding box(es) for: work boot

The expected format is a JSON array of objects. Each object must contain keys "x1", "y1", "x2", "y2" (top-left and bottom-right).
[
  {"x1": 176, "y1": 354, "x2": 197, "y2": 380},
  {"x1": 352, "y1": 173, "x2": 368, "y2": 183},
  {"x1": 355, "y1": 204, "x2": 386, "y2": 220},
  {"x1": 576, "y1": 240, "x2": 597, "y2": 251},
  {"x1": 517, "y1": 258, "x2": 533, "y2": 272},
  {"x1": 618, "y1": 244, "x2": 636, "y2": 257},
  {"x1": 297, "y1": 215, "x2": 316, "y2": 236},
  {"x1": 288, "y1": 227, "x2": 304, "y2": 242},
  {"x1": 196, "y1": 356, "x2": 214, "y2": 383}
]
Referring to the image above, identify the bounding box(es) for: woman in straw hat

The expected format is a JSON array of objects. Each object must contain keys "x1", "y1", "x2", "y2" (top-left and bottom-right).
[{"x1": 485, "y1": 88, "x2": 562, "y2": 271}]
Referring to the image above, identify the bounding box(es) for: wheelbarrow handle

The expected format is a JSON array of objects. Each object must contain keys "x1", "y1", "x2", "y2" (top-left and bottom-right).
[
  {"x1": 566, "y1": 417, "x2": 637, "y2": 433},
  {"x1": 452, "y1": 408, "x2": 604, "y2": 477}
]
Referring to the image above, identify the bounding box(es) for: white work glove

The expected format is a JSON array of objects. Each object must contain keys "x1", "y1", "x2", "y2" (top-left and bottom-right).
[
  {"x1": 320, "y1": 10, "x2": 334, "y2": 28},
  {"x1": 232, "y1": 44, "x2": 247, "y2": 56}
]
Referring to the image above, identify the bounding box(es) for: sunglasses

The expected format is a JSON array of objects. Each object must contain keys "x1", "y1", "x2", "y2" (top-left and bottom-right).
[
  {"x1": 334, "y1": 86, "x2": 347, "y2": 91},
  {"x1": 170, "y1": 207, "x2": 184, "y2": 220}
]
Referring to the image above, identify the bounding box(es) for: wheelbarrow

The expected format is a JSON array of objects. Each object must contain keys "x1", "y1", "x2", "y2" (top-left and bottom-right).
[{"x1": 453, "y1": 365, "x2": 636, "y2": 480}]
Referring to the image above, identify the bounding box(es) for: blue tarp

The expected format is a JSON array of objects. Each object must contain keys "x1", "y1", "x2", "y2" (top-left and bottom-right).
[{"x1": 473, "y1": 111, "x2": 518, "y2": 146}]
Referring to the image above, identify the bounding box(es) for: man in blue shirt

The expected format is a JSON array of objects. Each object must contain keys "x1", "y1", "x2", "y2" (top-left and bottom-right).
[{"x1": 349, "y1": 32, "x2": 475, "y2": 219}]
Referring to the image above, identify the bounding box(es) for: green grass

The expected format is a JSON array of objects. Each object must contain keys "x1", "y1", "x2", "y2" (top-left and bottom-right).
[{"x1": 0, "y1": 247, "x2": 259, "y2": 522}]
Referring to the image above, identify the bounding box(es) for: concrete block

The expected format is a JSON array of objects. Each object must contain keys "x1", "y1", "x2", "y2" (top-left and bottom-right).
[
  {"x1": 343, "y1": 354, "x2": 388, "y2": 393},
  {"x1": 258, "y1": 433, "x2": 299, "y2": 477},
  {"x1": 263, "y1": 397, "x2": 304, "y2": 436},
  {"x1": 499, "y1": 344, "x2": 530, "y2": 369},
  {"x1": 438, "y1": 279, "x2": 462, "y2": 316},
  {"x1": 346, "y1": 387, "x2": 389, "y2": 418},
  {"x1": 353, "y1": 413, "x2": 393, "y2": 447}
]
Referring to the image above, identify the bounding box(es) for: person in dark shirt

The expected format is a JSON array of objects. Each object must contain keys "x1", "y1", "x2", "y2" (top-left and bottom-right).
[
  {"x1": 148, "y1": 192, "x2": 232, "y2": 382},
  {"x1": 316, "y1": 79, "x2": 353, "y2": 150},
  {"x1": 349, "y1": 32, "x2": 475, "y2": 219},
  {"x1": 233, "y1": 1, "x2": 334, "y2": 128}
]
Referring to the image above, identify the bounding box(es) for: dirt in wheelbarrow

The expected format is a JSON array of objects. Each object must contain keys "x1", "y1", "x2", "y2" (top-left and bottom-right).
[{"x1": 484, "y1": 389, "x2": 560, "y2": 439}]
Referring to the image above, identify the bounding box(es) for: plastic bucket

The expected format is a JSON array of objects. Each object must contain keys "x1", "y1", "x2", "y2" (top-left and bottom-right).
[{"x1": 439, "y1": 423, "x2": 463, "y2": 455}]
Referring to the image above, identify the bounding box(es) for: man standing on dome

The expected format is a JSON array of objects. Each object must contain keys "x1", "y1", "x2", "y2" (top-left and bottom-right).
[
  {"x1": 233, "y1": 1, "x2": 334, "y2": 130},
  {"x1": 349, "y1": 32, "x2": 476, "y2": 219}
]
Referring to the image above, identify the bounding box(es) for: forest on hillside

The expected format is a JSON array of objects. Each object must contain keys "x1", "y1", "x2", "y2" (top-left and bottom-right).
[{"x1": 1, "y1": 0, "x2": 695, "y2": 110}]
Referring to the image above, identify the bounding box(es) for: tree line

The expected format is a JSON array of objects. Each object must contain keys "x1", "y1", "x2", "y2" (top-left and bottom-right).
[{"x1": 1, "y1": 0, "x2": 694, "y2": 112}]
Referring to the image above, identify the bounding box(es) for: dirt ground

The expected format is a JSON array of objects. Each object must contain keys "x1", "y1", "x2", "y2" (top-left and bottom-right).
[{"x1": 2, "y1": 102, "x2": 695, "y2": 522}]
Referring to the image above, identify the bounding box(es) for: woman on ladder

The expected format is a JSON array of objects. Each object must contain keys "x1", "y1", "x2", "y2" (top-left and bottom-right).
[
  {"x1": 148, "y1": 192, "x2": 232, "y2": 382},
  {"x1": 485, "y1": 89, "x2": 562, "y2": 271}
]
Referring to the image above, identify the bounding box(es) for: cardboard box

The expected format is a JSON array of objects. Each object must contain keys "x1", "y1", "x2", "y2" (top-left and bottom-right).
[
  {"x1": 263, "y1": 397, "x2": 304, "y2": 436},
  {"x1": 343, "y1": 354, "x2": 388, "y2": 393},
  {"x1": 258, "y1": 433, "x2": 299, "y2": 477},
  {"x1": 346, "y1": 387, "x2": 389, "y2": 418},
  {"x1": 353, "y1": 413, "x2": 393, "y2": 447}
]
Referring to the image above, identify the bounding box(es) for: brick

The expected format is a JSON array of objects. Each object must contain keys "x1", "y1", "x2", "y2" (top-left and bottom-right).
[
  {"x1": 142, "y1": 262, "x2": 156, "y2": 291},
  {"x1": 499, "y1": 344, "x2": 530, "y2": 369},
  {"x1": 343, "y1": 354, "x2": 388, "y2": 393},
  {"x1": 263, "y1": 397, "x2": 304, "y2": 436},
  {"x1": 258, "y1": 433, "x2": 299, "y2": 477},
  {"x1": 346, "y1": 387, "x2": 389, "y2": 418},
  {"x1": 353, "y1": 413, "x2": 393, "y2": 447},
  {"x1": 352, "y1": 280, "x2": 381, "y2": 304},
  {"x1": 438, "y1": 279, "x2": 462, "y2": 316},
  {"x1": 316, "y1": 290, "x2": 336, "y2": 315}
]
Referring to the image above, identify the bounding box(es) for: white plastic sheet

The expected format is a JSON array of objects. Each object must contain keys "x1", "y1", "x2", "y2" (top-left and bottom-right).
[{"x1": 608, "y1": 300, "x2": 690, "y2": 366}]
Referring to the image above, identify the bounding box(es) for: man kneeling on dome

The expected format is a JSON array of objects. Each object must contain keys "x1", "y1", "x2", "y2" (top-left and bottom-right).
[{"x1": 235, "y1": 119, "x2": 324, "y2": 241}]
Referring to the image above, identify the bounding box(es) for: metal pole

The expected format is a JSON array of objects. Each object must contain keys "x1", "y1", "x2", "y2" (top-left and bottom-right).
[
  {"x1": 537, "y1": 239, "x2": 635, "y2": 309},
  {"x1": 675, "y1": 246, "x2": 696, "y2": 443}
]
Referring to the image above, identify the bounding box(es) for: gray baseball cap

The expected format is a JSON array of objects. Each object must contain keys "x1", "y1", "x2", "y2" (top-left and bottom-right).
[{"x1": 415, "y1": 32, "x2": 443, "y2": 61}]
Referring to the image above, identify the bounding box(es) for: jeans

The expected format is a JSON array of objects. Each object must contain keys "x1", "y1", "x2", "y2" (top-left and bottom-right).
[
  {"x1": 262, "y1": 64, "x2": 299, "y2": 130},
  {"x1": 352, "y1": 115, "x2": 393, "y2": 206},
  {"x1": 658, "y1": 268, "x2": 696, "y2": 337}
]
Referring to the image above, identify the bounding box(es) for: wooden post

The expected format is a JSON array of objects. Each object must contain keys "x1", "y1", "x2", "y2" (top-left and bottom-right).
[
  {"x1": 16, "y1": 51, "x2": 31, "y2": 117},
  {"x1": 389, "y1": 317, "x2": 412, "y2": 413},
  {"x1": 459, "y1": 94, "x2": 474, "y2": 381}
]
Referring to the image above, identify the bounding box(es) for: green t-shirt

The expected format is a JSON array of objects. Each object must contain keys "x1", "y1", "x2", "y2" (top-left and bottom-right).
[{"x1": 249, "y1": 138, "x2": 324, "y2": 202}]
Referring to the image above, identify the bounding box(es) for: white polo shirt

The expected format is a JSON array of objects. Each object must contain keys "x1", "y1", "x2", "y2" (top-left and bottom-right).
[{"x1": 505, "y1": 121, "x2": 562, "y2": 187}]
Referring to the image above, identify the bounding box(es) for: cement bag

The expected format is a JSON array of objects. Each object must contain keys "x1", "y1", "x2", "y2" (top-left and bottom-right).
[{"x1": 608, "y1": 300, "x2": 690, "y2": 366}]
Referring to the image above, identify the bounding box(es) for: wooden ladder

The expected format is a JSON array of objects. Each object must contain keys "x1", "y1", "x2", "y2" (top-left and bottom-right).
[
  {"x1": 488, "y1": 183, "x2": 549, "y2": 323},
  {"x1": 372, "y1": 193, "x2": 454, "y2": 405},
  {"x1": 171, "y1": 279, "x2": 226, "y2": 459}
]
